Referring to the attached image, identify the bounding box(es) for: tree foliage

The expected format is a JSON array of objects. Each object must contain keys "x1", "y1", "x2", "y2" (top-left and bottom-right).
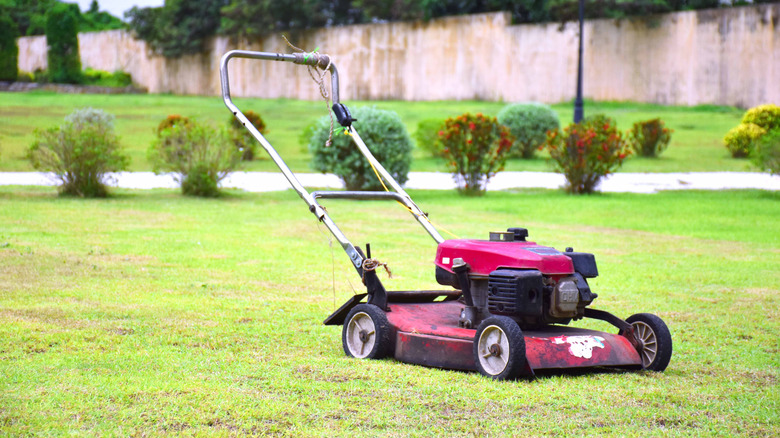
[
  {"x1": 0, "y1": 0, "x2": 123, "y2": 36},
  {"x1": 0, "y1": 10, "x2": 18, "y2": 81},
  {"x1": 119, "y1": 0, "x2": 739, "y2": 57},
  {"x1": 45, "y1": 2, "x2": 81, "y2": 84},
  {"x1": 126, "y1": 0, "x2": 228, "y2": 58}
]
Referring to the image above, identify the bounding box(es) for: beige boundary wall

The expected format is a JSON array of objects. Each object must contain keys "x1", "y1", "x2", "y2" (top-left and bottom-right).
[{"x1": 16, "y1": 5, "x2": 779, "y2": 107}]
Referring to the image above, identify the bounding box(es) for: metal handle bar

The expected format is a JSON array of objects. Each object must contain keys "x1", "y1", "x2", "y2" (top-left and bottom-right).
[{"x1": 219, "y1": 49, "x2": 444, "y2": 270}]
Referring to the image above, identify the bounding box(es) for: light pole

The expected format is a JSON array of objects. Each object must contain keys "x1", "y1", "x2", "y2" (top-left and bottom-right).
[{"x1": 574, "y1": 0, "x2": 585, "y2": 123}]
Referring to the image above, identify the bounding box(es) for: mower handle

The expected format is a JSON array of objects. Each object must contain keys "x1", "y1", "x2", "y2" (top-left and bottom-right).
[
  {"x1": 220, "y1": 50, "x2": 341, "y2": 105},
  {"x1": 219, "y1": 49, "x2": 444, "y2": 270}
]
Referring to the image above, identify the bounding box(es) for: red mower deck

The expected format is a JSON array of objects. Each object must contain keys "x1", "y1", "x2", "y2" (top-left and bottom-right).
[{"x1": 389, "y1": 301, "x2": 642, "y2": 375}]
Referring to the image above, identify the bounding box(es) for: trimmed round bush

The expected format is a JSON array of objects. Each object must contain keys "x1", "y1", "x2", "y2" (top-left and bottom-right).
[
  {"x1": 27, "y1": 108, "x2": 129, "y2": 197},
  {"x1": 149, "y1": 117, "x2": 242, "y2": 197},
  {"x1": 724, "y1": 123, "x2": 765, "y2": 158},
  {"x1": 414, "y1": 118, "x2": 445, "y2": 158},
  {"x1": 752, "y1": 128, "x2": 780, "y2": 176},
  {"x1": 308, "y1": 106, "x2": 412, "y2": 191},
  {"x1": 742, "y1": 104, "x2": 780, "y2": 132},
  {"x1": 497, "y1": 103, "x2": 560, "y2": 159}
]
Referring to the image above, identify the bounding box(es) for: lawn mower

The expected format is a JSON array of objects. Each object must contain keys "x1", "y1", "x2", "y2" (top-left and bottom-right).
[{"x1": 220, "y1": 49, "x2": 672, "y2": 379}]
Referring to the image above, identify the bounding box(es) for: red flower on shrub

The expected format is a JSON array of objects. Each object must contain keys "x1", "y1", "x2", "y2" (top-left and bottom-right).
[
  {"x1": 628, "y1": 118, "x2": 672, "y2": 157},
  {"x1": 436, "y1": 112, "x2": 514, "y2": 196},
  {"x1": 542, "y1": 114, "x2": 630, "y2": 194}
]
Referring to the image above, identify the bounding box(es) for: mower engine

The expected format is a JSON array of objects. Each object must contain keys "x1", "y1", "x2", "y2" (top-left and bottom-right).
[{"x1": 435, "y1": 227, "x2": 599, "y2": 329}]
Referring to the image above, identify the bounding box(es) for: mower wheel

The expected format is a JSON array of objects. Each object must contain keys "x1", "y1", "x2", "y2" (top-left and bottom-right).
[
  {"x1": 473, "y1": 316, "x2": 527, "y2": 380},
  {"x1": 625, "y1": 313, "x2": 672, "y2": 372},
  {"x1": 342, "y1": 304, "x2": 392, "y2": 360}
]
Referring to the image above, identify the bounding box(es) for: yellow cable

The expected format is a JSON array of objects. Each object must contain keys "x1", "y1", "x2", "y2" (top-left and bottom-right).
[{"x1": 360, "y1": 131, "x2": 461, "y2": 240}]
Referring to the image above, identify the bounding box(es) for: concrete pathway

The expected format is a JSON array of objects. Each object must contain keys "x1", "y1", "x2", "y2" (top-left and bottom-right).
[{"x1": 1, "y1": 171, "x2": 778, "y2": 194}]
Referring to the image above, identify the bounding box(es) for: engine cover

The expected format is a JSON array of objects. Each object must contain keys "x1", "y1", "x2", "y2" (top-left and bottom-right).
[
  {"x1": 487, "y1": 269, "x2": 544, "y2": 317},
  {"x1": 435, "y1": 239, "x2": 575, "y2": 278}
]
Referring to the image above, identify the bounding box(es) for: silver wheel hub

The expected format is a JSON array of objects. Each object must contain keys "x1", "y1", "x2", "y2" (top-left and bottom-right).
[
  {"x1": 345, "y1": 312, "x2": 376, "y2": 358},
  {"x1": 476, "y1": 325, "x2": 510, "y2": 375},
  {"x1": 632, "y1": 321, "x2": 658, "y2": 368}
]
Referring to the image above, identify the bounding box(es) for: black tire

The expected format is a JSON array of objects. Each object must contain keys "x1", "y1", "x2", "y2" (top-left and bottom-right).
[
  {"x1": 473, "y1": 316, "x2": 527, "y2": 380},
  {"x1": 342, "y1": 304, "x2": 392, "y2": 359},
  {"x1": 626, "y1": 313, "x2": 672, "y2": 372}
]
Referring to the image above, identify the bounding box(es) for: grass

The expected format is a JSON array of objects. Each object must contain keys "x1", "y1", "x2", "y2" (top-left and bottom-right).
[
  {"x1": 0, "y1": 91, "x2": 752, "y2": 174},
  {"x1": 1, "y1": 186, "x2": 778, "y2": 436}
]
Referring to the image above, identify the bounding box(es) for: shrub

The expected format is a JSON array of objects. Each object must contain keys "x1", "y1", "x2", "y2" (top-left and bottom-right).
[
  {"x1": 414, "y1": 118, "x2": 445, "y2": 157},
  {"x1": 16, "y1": 72, "x2": 35, "y2": 83},
  {"x1": 742, "y1": 104, "x2": 780, "y2": 132},
  {"x1": 45, "y1": 2, "x2": 82, "y2": 84},
  {"x1": 497, "y1": 103, "x2": 560, "y2": 159},
  {"x1": 543, "y1": 114, "x2": 630, "y2": 194},
  {"x1": 0, "y1": 12, "x2": 19, "y2": 82},
  {"x1": 437, "y1": 113, "x2": 513, "y2": 196},
  {"x1": 751, "y1": 128, "x2": 780, "y2": 176},
  {"x1": 27, "y1": 108, "x2": 129, "y2": 197},
  {"x1": 308, "y1": 106, "x2": 413, "y2": 191},
  {"x1": 149, "y1": 118, "x2": 241, "y2": 197},
  {"x1": 627, "y1": 118, "x2": 672, "y2": 157},
  {"x1": 724, "y1": 123, "x2": 765, "y2": 158},
  {"x1": 82, "y1": 68, "x2": 133, "y2": 87},
  {"x1": 228, "y1": 110, "x2": 266, "y2": 161},
  {"x1": 157, "y1": 114, "x2": 192, "y2": 134}
]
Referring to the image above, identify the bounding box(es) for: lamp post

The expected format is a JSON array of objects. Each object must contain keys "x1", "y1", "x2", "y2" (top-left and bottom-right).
[{"x1": 574, "y1": 0, "x2": 585, "y2": 123}]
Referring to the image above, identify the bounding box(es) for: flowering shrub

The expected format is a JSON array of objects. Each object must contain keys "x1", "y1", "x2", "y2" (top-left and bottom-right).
[
  {"x1": 437, "y1": 113, "x2": 513, "y2": 196},
  {"x1": 497, "y1": 102, "x2": 560, "y2": 159},
  {"x1": 742, "y1": 104, "x2": 780, "y2": 131},
  {"x1": 724, "y1": 123, "x2": 765, "y2": 158},
  {"x1": 27, "y1": 107, "x2": 128, "y2": 197},
  {"x1": 628, "y1": 118, "x2": 672, "y2": 157},
  {"x1": 149, "y1": 117, "x2": 241, "y2": 197},
  {"x1": 157, "y1": 114, "x2": 192, "y2": 134},
  {"x1": 723, "y1": 104, "x2": 780, "y2": 159},
  {"x1": 543, "y1": 115, "x2": 630, "y2": 194},
  {"x1": 228, "y1": 110, "x2": 266, "y2": 161}
]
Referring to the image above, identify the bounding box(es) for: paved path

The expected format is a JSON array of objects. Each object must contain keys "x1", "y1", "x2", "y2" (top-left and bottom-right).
[{"x1": 1, "y1": 171, "x2": 778, "y2": 194}]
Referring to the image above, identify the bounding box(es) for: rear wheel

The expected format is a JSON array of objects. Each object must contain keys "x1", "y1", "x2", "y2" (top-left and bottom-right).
[
  {"x1": 342, "y1": 304, "x2": 392, "y2": 359},
  {"x1": 626, "y1": 313, "x2": 672, "y2": 372},
  {"x1": 473, "y1": 316, "x2": 527, "y2": 380}
]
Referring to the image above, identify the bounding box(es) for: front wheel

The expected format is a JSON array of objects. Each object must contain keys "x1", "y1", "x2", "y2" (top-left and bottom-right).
[
  {"x1": 473, "y1": 316, "x2": 527, "y2": 380},
  {"x1": 625, "y1": 313, "x2": 672, "y2": 372},
  {"x1": 342, "y1": 304, "x2": 392, "y2": 359}
]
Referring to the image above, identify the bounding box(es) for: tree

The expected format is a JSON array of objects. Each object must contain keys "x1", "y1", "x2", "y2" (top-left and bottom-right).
[
  {"x1": 80, "y1": 0, "x2": 124, "y2": 33},
  {"x1": 219, "y1": 0, "x2": 354, "y2": 39},
  {"x1": 0, "y1": 11, "x2": 18, "y2": 81},
  {"x1": 0, "y1": 0, "x2": 56, "y2": 36},
  {"x1": 127, "y1": 0, "x2": 228, "y2": 58},
  {"x1": 45, "y1": 2, "x2": 81, "y2": 84}
]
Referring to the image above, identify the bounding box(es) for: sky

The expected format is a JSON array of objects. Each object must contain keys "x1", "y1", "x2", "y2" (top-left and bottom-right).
[{"x1": 70, "y1": 0, "x2": 165, "y2": 20}]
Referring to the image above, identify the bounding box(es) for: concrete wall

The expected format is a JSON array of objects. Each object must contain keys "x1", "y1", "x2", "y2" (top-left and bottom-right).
[{"x1": 16, "y1": 5, "x2": 779, "y2": 107}]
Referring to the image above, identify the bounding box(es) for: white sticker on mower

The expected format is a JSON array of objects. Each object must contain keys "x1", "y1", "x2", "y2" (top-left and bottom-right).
[{"x1": 551, "y1": 335, "x2": 606, "y2": 359}]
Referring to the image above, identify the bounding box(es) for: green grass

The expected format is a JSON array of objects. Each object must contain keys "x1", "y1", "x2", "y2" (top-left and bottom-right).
[
  {"x1": 1, "y1": 186, "x2": 778, "y2": 436},
  {"x1": 0, "y1": 92, "x2": 752, "y2": 173}
]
